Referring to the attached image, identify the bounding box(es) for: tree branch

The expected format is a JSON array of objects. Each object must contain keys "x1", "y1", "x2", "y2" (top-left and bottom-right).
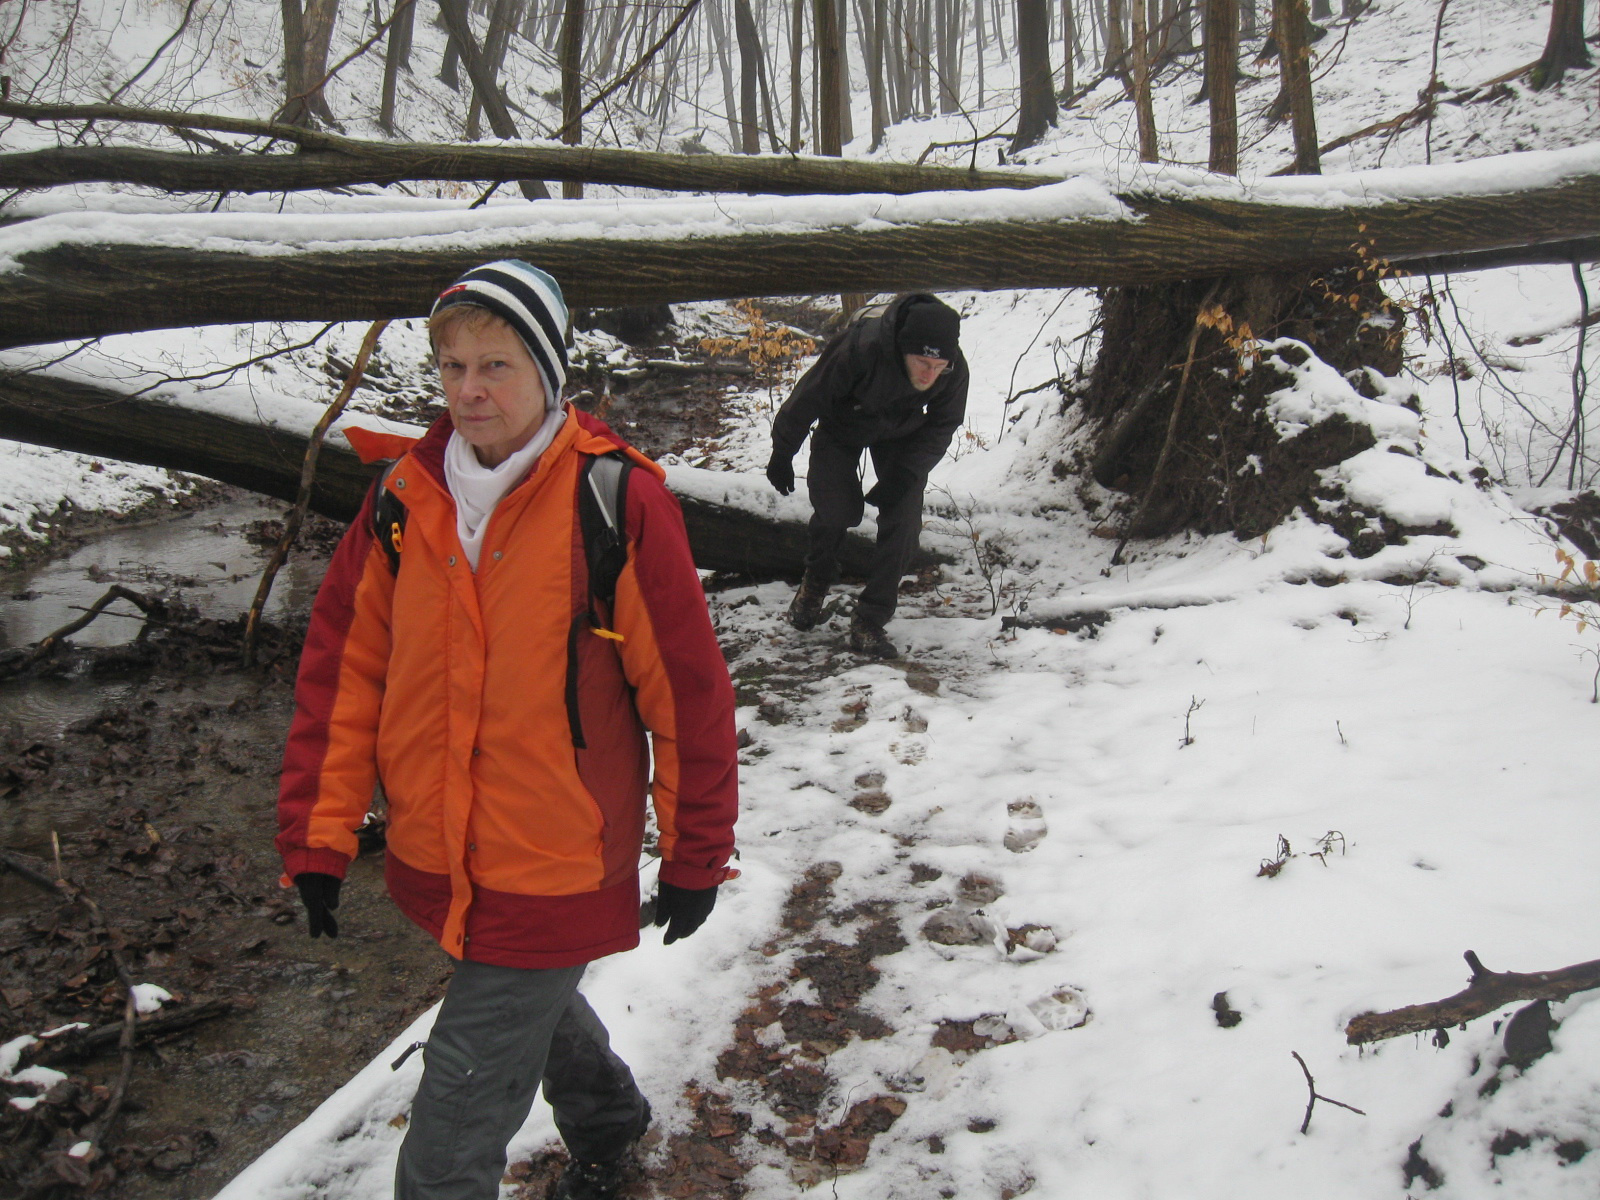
[{"x1": 1345, "y1": 951, "x2": 1600, "y2": 1044}]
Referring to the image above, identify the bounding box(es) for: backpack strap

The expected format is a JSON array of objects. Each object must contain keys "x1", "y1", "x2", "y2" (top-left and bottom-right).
[
  {"x1": 578, "y1": 451, "x2": 634, "y2": 627},
  {"x1": 368, "y1": 461, "x2": 408, "y2": 576},
  {"x1": 567, "y1": 451, "x2": 634, "y2": 750}
]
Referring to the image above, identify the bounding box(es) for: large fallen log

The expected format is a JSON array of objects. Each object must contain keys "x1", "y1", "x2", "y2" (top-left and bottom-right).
[
  {"x1": 2, "y1": 144, "x2": 1598, "y2": 349},
  {"x1": 0, "y1": 102, "x2": 1051, "y2": 196},
  {"x1": 0, "y1": 367, "x2": 928, "y2": 578},
  {"x1": 1345, "y1": 950, "x2": 1600, "y2": 1045}
]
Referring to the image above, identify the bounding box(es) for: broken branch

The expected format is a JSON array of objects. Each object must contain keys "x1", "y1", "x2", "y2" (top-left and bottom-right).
[
  {"x1": 1345, "y1": 950, "x2": 1600, "y2": 1044},
  {"x1": 241, "y1": 318, "x2": 388, "y2": 666}
]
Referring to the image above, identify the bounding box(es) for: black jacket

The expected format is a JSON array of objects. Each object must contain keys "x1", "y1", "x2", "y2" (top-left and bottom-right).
[{"x1": 771, "y1": 294, "x2": 969, "y2": 485}]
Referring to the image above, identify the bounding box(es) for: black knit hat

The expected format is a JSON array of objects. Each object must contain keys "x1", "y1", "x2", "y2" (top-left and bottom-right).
[
  {"x1": 896, "y1": 298, "x2": 961, "y2": 361},
  {"x1": 431, "y1": 260, "x2": 569, "y2": 408}
]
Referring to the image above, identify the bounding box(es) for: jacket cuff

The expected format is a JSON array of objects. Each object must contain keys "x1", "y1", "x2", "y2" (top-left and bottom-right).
[
  {"x1": 660, "y1": 860, "x2": 736, "y2": 890},
  {"x1": 280, "y1": 847, "x2": 352, "y2": 881}
]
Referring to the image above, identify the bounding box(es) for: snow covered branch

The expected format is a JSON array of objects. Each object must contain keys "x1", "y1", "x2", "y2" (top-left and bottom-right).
[
  {"x1": 0, "y1": 364, "x2": 909, "y2": 578},
  {"x1": 0, "y1": 101, "x2": 1052, "y2": 196},
  {"x1": 2, "y1": 144, "x2": 1599, "y2": 349}
]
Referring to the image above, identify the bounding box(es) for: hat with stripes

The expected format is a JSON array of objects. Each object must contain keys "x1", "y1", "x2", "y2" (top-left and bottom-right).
[{"x1": 432, "y1": 260, "x2": 569, "y2": 410}]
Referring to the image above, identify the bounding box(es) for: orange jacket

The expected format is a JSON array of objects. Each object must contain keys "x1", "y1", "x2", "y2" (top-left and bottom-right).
[{"x1": 277, "y1": 408, "x2": 739, "y2": 967}]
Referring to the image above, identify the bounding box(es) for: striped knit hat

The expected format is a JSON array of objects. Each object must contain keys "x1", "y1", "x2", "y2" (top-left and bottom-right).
[{"x1": 431, "y1": 260, "x2": 569, "y2": 410}]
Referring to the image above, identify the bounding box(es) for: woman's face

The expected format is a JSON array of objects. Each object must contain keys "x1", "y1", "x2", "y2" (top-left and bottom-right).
[{"x1": 437, "y1": 318, "x2": 548, "y2": 468}]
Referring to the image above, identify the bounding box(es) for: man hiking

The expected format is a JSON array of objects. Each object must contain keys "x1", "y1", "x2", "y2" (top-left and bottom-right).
[
  {"x1": 765, "y1": 293, "x2": 968, "y2": 659},
  {"x1": 277, "y1": 260, "x2": 739, "y2": 1200}
]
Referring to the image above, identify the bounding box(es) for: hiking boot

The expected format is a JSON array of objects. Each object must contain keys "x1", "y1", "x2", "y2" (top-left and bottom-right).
[
  {"x1": 551, "y1": 1101, "x2": 651, "y2": 1200},
  {"x1": 786, "y1": 575, "x2": 829, "y2": 631},
  {"x1": 550, "y1": 1155, "x2": 627, "y2": 1200},
  {"x1": 848, "y1": 615, "x2": 899, "y2": 659}
]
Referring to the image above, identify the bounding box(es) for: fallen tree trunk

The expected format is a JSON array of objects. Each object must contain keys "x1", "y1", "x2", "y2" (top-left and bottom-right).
[
  {"x1": 0, "y1": 121, "x2": 1050, "y2": 197},
  {"x1": 0, "y1": 367, "x2": 924, "y2": 578},
  {"x1": 3, "y1": 145, "x2": 1599, "y2": 348},
  {"x1": 1345, "y1": 950, "x2": 1600, "y2": 1045}
]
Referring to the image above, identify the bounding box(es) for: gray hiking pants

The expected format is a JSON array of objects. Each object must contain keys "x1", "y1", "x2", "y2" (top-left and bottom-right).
[
  {"x1": 804, "y1": 427, "x2": 926, "y2": 627},
  {"x1": 394, "y1": 960, "x2": 648, "y2": 1200}
]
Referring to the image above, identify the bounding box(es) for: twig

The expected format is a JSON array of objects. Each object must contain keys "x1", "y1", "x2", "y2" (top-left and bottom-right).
[
  {"x1": 1346, "y1": 951, "x2": 1600, "y2": 1044},
  {"x1": 242, "y1": 319, "x2": 388, "y2": 665},
  {"x1": 1290, "y1": 1051, "x2": 1365, "y2": 1134},
  {"x1": 104, "y1": 0, "x2": 200, "y2": 105},
  {"x1": 33, "y1": 998, "x2": 246, "y2": 1064},
  {"x1": 16, "y1": 585, "x2": 158, "y2": 666}
]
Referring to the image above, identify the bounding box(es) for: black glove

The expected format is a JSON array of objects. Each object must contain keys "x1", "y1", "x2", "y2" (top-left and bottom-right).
[
  {"x1": 864, "y1": 477, "x2": 908, "y2": 510},
  {"x1": 653, "y1": 882, "x2": 718, "y2": 945},
  {"x1": 766, "y1": 454, "x2": 795, "y2": 496},
  {"x1": 295, "y1": 872, "x2": 342, "y2": 939}
]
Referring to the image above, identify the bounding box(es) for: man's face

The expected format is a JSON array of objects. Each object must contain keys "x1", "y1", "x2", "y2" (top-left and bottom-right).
[
  {"x1": 903, "y1": 353, "x2": 950, "y2": 393},
  {"x1": 437, "y1": 319, "x2": 548, "y2": 468}
]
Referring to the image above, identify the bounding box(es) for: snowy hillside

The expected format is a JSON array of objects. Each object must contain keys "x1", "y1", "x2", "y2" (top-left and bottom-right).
[{"x1": 3, "y1": 0, "x2": 1599, "y2": 1197}]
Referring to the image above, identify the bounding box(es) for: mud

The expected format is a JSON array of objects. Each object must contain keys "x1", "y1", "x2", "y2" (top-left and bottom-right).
[{"x1": 0, "y1": 523, "x2": 450, "y2": 1199}]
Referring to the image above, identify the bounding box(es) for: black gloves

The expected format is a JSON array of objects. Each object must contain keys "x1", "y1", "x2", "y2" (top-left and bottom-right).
[
  {"x1": 864, "y1": 477, "x2": 909, "y2": 510},
  {"x1": 766, "y1": 454, "x2": 795, "y2": 496},
  {"x1": 654, "y1": 882, "x2": 718, "y2": 945},
  {"x1": 295, "y1": 872, "x2": 342, "y2": 939}
]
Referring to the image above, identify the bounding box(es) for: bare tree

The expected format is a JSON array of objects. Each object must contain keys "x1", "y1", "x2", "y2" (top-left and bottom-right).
[
  {"x1": 280, "y1": 0, "x2": 341, "y2": 125},
  {"x1": 1239, "y1": 0, "x2": 1255, "y2": 36},
  {"x1": 732, "y1": 0, "x2": 762, "y2": 151},
  {"x1": 1204, "y1": 0, "x2": 1237, "y2": 172},
  {"x1": 560, "y1": 0, "x2": 585, "y2": 197},
  {"x1": 1012, "y1": 0, "x2": 1056, "y2": 150},
  {"x1": 379, "y1": 0, "x2": 416, "y2": 133},
  {"x1": 1531, "y1": 0, "x2": 1592, "y2": 90},
  {"x1": 1274, "y1": 0, "x2": 1319, "y2": 172},
  {"x1": 816, "y1": 0, "x2": 845, "y2": 152},
  {"x1": 1130, "y1": 0, "x2": 1158, "y2": 160}
]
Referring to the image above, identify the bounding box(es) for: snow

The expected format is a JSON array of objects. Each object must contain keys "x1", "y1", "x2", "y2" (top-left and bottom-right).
[
  {"x1": 3, "y1": 0, "x2": 1600, "y2": 1196},
  {"x1": 130, "y1": 984, "x2": 171, "y2": 1015}
]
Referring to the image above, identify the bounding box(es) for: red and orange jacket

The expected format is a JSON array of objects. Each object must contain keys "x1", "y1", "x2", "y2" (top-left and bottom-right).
[{"x1": 276, "y1": 407, "x2": 739, "y2": 968}]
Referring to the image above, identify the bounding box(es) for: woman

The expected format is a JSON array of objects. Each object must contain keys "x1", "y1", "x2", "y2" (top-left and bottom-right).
[{"x1": 276, "y1": 261, "x2": 739, "y2": 1200}]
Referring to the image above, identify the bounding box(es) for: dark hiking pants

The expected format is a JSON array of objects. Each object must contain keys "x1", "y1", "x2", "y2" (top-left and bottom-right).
[
  {"x1": 395, "y1": 960, "x2": 648, "y2": 1200},
  {"x1": 804, "y1": 427, "x2": 926, "y2": 627}
]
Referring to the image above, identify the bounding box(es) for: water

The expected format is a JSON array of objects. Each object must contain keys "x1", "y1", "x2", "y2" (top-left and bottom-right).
[{"x1": 0, "y1": 495, "x2": 328, "y2": 736}]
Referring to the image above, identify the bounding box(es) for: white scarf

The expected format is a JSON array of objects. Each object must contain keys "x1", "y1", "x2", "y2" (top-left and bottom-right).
[{"x1": 443, "y1": 407, "x2": 567, "y2": 570}]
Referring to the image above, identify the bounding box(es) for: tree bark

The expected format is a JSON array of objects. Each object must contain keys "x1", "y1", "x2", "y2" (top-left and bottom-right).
[
  {"x1": 1531, "y1": 0, "x2": 1592, "y2": 90},
  {"x1": 1345, "y1": 952, "x2": 1600, "y2": 1045},
  {"x1": 434, "y1": 0, "x2": 551, "y2": 197},
  {"x1": 1130, "y1": 0, "x2": 1158, "y2": 160},
  {"x1": 1274, "y1": 0, "x2": 1319, "y2": 173},
  {"x1": 1011, "y1": 0, "x2": 1057, "y2": 151},
  {"x1": 867, "y1": 0, "x2": 887, "y2": 148},
  {"x1": 560, "y1": 0, "x2": 586, "y2": 198},
  {"x1": 732, "y1": 0, "x2": 762, "y2": 152},
  {"x1": 816, "y1": 0, "x2": 845, "y2": 154},
  {"x1": 0, "y1": 370, "x2": 929, "y2": 579},
  {"x1": 1204, "y1": 0, "x2": 1238, "y2": 172}
]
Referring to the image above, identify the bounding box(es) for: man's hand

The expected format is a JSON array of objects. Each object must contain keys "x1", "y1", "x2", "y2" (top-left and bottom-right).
[
  {"x1": 766, "y1": 454, "x2": 795, "y2": 496},
  {"x1": 294, "y1": 872, "x2": 342, "y2": 939},
  {"x1": 654, "y1": 882, "x2": 718, "y2": 944}
]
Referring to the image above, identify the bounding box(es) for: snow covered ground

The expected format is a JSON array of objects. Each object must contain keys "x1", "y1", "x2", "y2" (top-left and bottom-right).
[{"x1": 3, "y1": 0, "x2": 1599, "y2": 1196}]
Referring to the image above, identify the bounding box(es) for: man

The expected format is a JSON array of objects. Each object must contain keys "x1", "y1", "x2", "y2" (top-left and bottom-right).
[
  {"x1": 766, "y1": 293, "x2": 968, "y2": 659},
  {"x1": 277, "y1": 261, "x2": 739, "y2": 1200}
]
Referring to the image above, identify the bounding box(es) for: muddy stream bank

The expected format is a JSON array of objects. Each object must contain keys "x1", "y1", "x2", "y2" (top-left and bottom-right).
[{"x1": 0, "y1": 492, "x2": 451, "y2": 1200}]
